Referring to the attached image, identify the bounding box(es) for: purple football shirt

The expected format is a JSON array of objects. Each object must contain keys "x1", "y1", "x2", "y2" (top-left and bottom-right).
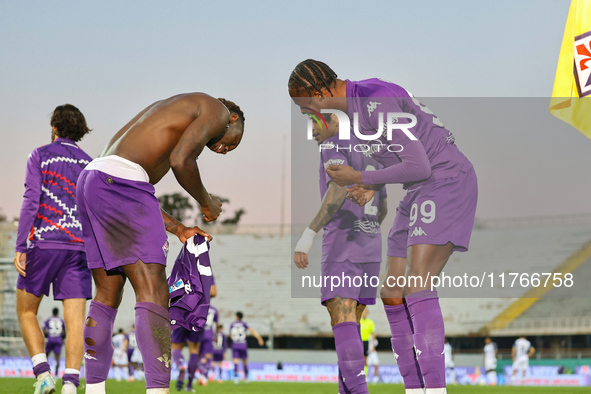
[
  {"x1": 213, "y1": 332, "x2": 227, "y2": 353},
  {"x1": 319, "y1": 134, "x2": 386, "y2": 264},
  {"x1": 43, "y1": 316, "x2": 65, "y2": 342},
  {"x1": 229, "y1": 321, "x2": 249, "y2": 350},
  {"x1": 16, "y1": 137, "x2": 91, "y2": 252},
  {"x1": 345, "y1": 79, "x2": 473, "y2": 188}
]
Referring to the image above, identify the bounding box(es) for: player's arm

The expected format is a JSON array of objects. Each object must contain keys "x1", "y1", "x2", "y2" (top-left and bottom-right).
[
  {"x1": 210, "y1": 284, "x2": 217, "y2": 298},
  {"x1": 511, "y1": 345, "x2": 516, "y2": 361},
  {"x1": 294, "y1": 181, "x2": 347, "y2": 269},
  {"x1": 248, "y1": 327, "x2": 265, "y2": 347},
  {"x1": 327, "y1": 141, "x2": 430, "y2": 186},
  {"x1": 528, "y1": 346, "x2": 535, "y2": 357},
  {"x1": 14, "y1": 150, "x2": 43, "y2": 277},
  {"x1": 169, "y1": 99, "x2": 229, "y2": 222},
  {"x1": 123, "y1": 337, "x2": 128, "y2": 352},
  {"x1": 160, "y1": 208, "x2": 212, "y2": 243}
]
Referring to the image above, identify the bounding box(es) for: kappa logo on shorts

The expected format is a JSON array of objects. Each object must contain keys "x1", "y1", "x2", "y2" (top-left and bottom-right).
[
  {"x1": 409, "y1": 227, "x2": 427, "y2": 237},
  {"x1": 575, "y1": 31, "x2": 591, "y2": 97},
  {"x1": 84, "y1": 353, "x2": 97, "y2": 361}
]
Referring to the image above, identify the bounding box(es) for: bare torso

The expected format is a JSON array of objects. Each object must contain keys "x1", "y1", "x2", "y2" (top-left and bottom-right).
[{"x1": 101, "y1": 93, "x2": 224, "y2": 184}]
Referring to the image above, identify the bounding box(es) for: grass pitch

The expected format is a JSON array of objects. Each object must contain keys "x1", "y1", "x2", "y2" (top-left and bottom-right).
[{"x1": 1, "y1": 379, "x2": 589, "y2": 393}]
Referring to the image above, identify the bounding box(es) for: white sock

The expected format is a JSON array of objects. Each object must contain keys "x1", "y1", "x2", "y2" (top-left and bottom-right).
[
  {"x1": 146, "y1": 389, "x2": 169, "y2": 393},
  {"x1": 425, "y1": 389, "x2": 447, "y2": 394},
  {"x1": 405, "y1": 389, "x2": 425, "y2": 394},
  {"x1": 31, "y1": 353, "x2": 48, "y2": 367},
  {"x1": 64, "y1": 368, "x2": 80, "y2": 376},
  {"x1": 85, "y1": 381, "x2": 106, "y2": 394}
]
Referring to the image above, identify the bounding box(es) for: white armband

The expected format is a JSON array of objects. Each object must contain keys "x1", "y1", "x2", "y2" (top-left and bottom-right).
[{"x1": 294, "y1": 227, "x2": 317, "y2": 254}]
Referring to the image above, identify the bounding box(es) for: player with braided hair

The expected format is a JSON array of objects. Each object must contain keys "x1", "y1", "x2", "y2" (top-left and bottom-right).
[
  {"x1": 289, "y1": 59, "x2": 477, "y2": 394},
  {"x1": 288, "y1": 59, "x2": 338, "y2": 98}
]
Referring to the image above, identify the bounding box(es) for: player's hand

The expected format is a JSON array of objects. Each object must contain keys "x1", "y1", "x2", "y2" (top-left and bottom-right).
[
  {"x1": 326, "y1": 165, "x2": 362, "y2": 187},
  {"x1": 178, "y1": 225, "x2": 213, "y2": 243},
  {"x1": 258, "y1": 338, "x2": 265, "y2": 346},
  {"x1": 201, "y1": 194, "x2": 222, "y2": 222},
  {"x1": 294, "y1": 252, "x2": 309, "y2": 269},
  {"x1": 347, "y1": 185, "x2": 375, "y2": 206},
  {"x1": 14, "y1": 252, "x2": 26, "y2": 277}
]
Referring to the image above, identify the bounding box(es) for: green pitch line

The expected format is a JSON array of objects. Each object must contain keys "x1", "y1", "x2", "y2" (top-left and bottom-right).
[
  {"x1": 1, "y1": 379, "x2": 590, "y2": 393},
  {"x1": 484, "y1": 237, "x2": 591, "y2": 332}
]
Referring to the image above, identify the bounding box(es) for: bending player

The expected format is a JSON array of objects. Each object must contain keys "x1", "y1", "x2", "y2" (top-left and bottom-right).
[
  {"x1": 43, "y1": 308, "x2": 66, "y2": 377},
  {"x1": 289, "y1": 59, "x2": 477, "y2": 394},
  {"x1": 292, "y1": 111, "x2": 387, "y2": 394},
  {"x1": 76, "y1": 94, "x2": 244, "y2": 394},
  {"x1": 15, "y1": 104, "x2": 92, "y2": 394},
  {"x1": 229, "y1": 311, "x2": 264, "y2": 385}
]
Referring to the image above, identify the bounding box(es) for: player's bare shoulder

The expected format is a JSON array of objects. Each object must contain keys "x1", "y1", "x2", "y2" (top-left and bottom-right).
[{"x1": 163, "y1": 93, "x2": 230, "y2": 127}]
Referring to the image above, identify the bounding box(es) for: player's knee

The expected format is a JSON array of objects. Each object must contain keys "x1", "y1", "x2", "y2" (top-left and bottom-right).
[{"x1": 380, "y1": 285, "x2": 403, "y2": 301}]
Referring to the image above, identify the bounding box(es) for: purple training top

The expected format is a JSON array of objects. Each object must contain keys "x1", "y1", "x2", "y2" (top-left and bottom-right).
[
  {"x1": 43, "y1": 316, "x2": 65, "y2": 342},
  {"x1": 319, "y1": 134, "x2": 386, "y2": 263},
  {"x1": 345, "y1": 79, "x2": 472, "y2": 189},
  {"x1": 16, "y1": 137, "x2": 92, "y2": 252},
  {"x1": 229, "y1": 320, "x2": 249, "y2": 350}
]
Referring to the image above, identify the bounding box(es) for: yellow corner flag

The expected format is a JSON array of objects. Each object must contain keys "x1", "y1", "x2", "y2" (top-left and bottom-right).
[{"x1": 550, "y1": 0, "x2": 591, "y2": 138}]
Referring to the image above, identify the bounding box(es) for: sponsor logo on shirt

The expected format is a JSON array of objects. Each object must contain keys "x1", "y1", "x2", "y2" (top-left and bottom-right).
[
  {"x1": 409, "y1": 227, "x2": 428, "y2": 237},
  {"x1": 169, "y1": 279, "x2": 184, "y2": 293},
  {"x1": 323, "y1": 158, "x2": 345, "y2": 170}
]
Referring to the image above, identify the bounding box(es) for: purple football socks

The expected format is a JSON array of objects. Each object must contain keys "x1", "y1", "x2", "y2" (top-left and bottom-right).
[
  {"x1": 384, "y1": 303, "x2": 424, "y2": 390},
  {"x1": 406, "y1": 290, "x2": 446, "y2": 389},
  {"x1": 333, "y1": 322, "x2": 368, "y2": 394},
  {"x1": 135, "y1": 302, "x2": 172, "y2": 389}
]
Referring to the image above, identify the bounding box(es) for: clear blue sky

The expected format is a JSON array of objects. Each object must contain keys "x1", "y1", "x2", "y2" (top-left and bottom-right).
[{"x1": 1, "y1": 0, "x2": 589, "y2": 225}]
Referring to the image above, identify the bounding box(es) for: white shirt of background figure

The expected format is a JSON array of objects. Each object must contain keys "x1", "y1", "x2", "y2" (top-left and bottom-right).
[
  {"x1": 511, "y1": 336, "x2": 535, "y2": 385},
  {"x1": 483, "y1": 337, "x2": 498, "y2": 385},
  {"x1": 444, "y1": 339, "x2": 455, "y2": 384},
  {"x1": 111, "y1": 330, "x2": 130, "y2": 382}
]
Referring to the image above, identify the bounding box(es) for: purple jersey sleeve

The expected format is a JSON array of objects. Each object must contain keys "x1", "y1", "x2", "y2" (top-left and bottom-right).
[
  {"x1": 361, "y1": 141, "x2": 431, "y2": 185},
  {"x1": 16, "y1": 149, "x2": 42, "y2": 252}
]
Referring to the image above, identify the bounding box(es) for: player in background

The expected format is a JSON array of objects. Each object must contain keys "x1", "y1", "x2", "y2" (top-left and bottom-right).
[
  {"x1": 125, "y1": 325, "x2": 137, "y2": 381},
  {"x1": 289, "y1": 59, "x2": 478, "y2": 394},
  {"x1": 229, "y1": 311, "x2": 264, "y2": 385},
  {"x1": 15, "y1": 104, "x2": 92, "y2": 394},
  {"x1": 212, "y1": 324, "x2": 227, "y2": 383},
  {"x1": 172, "y1": 281, "x2": 217, "y2": 391},
  {"x1": 112, "y1": 328, "x2": 129, "y2": 382},
  {"x1": 292, "y1": 110, "x2": 387, "y2": 394},
  {"x1": 443, "y1": 338, "x2": 455, "y2": 384},
  {"x1": 43, "y1": 308, "x2": 66, "y2": 376},
  {"x1": 77, "y1": 94, "x2": 244, "y2": 394},
  {"x1": 483, "y1": 337, "x2": 498, "y2": 385},
  {"x1": 511, "y1": 336, "x2": 535, "y2": 385},
  {"x1": 366, "y1": 337, "x2": 380, "y2": 384},
  {"x1": 359, "y1": 309, "x2": 376, "y2": 379},
  {"x1": 196, "y1": 305, "x2": 219, "y2": 383}
]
